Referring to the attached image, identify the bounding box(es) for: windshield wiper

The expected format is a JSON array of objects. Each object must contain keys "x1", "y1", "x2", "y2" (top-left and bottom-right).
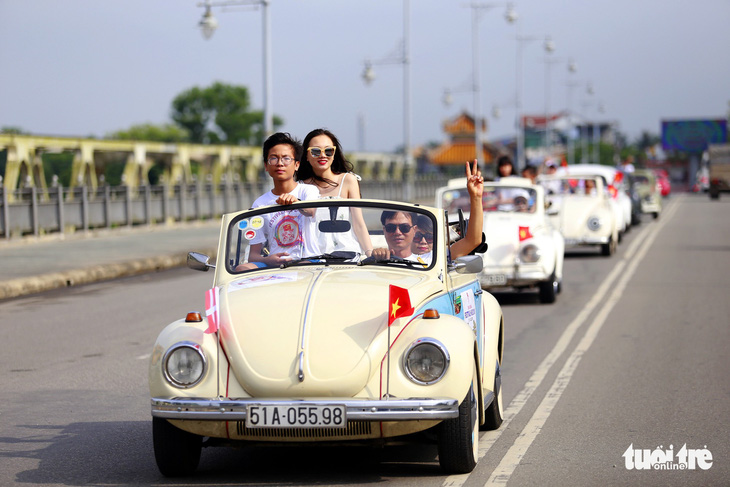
[
  {"x1": 359, "y1": 256, "x2": 424, "y2": 268},
  {"x1": 279, "y1": 252, "x2": 357, "y2": 268}
]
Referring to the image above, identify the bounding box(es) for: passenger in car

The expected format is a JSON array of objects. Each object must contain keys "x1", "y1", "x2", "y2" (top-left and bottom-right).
[
  {"x1": 243, "y1": 132, "x2": 322, "y2": 269},
  {"x1": 412, "y1": 214, "x2": 434, "y2": 263},
  {"x1": 297, "y1": 128, "x2": 374, "y2": 257}
]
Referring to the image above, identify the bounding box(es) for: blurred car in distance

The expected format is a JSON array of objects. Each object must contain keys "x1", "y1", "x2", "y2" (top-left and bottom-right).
[
  {"x1": 708, "y1": 143, "x2": 730, "y2": 200},
  {"x1": 540, "y1": 174, "x2": 620, "y2": 256},
  {"x1": 631, "y1": 169, "x2": 662, "y2": 219},
  {"x1": 552, "y1": 164, "x2": 631, "y2": 239},
  {"x1": 437, "y1": 177, "x2": 565, "y2": 303},
  {"x1": 653, "y1": 169, "x2": 671, "y2": 197}
]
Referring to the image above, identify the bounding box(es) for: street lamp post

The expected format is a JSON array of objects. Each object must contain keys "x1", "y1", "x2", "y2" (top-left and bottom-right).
[
  {"x1": 594, "y1": 102, "x2": 605, "y2": 164},
  {"x1": 579, "y1": 82, "x2": 594, "y2": 164},
  {"x1": 513, "y1": 28, "x2": 550, "y2": 171},
  {"x1": 456, "y1": 2, "x2": 516, "y2": 178},
  {"x1": 362, "y1": 0, "x2": 412, "y2": 201},
  {"x1": 197, "y1": 0, "x2": 273, "y2": 138}
]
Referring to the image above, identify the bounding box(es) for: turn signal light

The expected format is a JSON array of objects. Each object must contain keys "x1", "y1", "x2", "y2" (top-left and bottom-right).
[
  {"x1": 423, "y1": 309, "x2": 440, "y2": 319},
  {"x1": 185, "y1": 312, "x2": 203, "y2": 322}
]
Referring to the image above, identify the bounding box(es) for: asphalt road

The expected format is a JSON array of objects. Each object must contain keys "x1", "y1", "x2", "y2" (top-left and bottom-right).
[{"x1": 0, "y1": 193, "x2": 728, "y2": 486}]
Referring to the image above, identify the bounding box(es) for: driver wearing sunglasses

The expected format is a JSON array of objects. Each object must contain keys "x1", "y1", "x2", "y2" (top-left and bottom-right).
[{"x1": 371, "y1": 210, "x2": 432, "y2": 265}]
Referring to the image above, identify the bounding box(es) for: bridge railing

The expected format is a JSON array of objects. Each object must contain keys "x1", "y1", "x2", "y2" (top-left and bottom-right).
[{"x1": 1, "y1": 176, "x2": 449, "y2": 239}]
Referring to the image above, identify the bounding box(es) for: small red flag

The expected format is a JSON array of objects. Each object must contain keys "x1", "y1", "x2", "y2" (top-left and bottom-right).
[
  {"x1": 204, "y1": 287, "x2": 220, "y2": 334},
  {"x1": 518, "y1": 226, "x2": 533, "y2": 242},
  {"x1": 388, "y1": 285, "x2": 414, "y2": 326}
]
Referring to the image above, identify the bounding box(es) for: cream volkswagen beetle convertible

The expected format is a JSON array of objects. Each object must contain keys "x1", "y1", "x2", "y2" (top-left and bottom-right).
[
  {"x1": 437, "y1": 177, "x2": 565, "y2": 303},
  {"x1": 149, "y1": 199, "x2": 505, "y2": 476},
  {"x1": 540, "y1": 174, "x2": 620, "y2": 256}
]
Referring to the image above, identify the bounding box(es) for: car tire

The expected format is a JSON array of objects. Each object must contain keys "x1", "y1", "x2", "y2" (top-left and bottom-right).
[
  {"x1": 538, "y1": 273, "x2": 558, "y2": 304},
  {"x1": 601, "y1": 236, "x2": 615, "y2": 257},
  {"x1": 438, "y1": 367, "x2": 479, "y2": 474},
  {"x1": 153, "y1": 417, "x2": 202, "y2": 477},
  {"x1": 481, "y1": 359, "x2": 503, "y2": 430},
  {"x1": 652, "y1": 212, "x2": 659, "y2": 220}
]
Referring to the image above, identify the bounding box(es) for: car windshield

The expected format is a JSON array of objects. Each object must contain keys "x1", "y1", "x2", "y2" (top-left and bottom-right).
[
  {"x1": 546, "y1": 177, "x2": 601, "y2": 197},
  {"x1": 441, "y1": 186, "x2": 537, "y2": 214},
  {"x1": 226, "y1": 201, "x2": 438, "y2": 273}
]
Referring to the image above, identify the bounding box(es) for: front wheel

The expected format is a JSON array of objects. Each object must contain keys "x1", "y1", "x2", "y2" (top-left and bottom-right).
[
  {"x1": 482, "y1": 359, "x2": 503, "y2": 430},
  {"x1": 153, "y1": 417, "x2": 202, "y2": 477},
  {"x1": 438, "y1": 368, "x2": 479, "y2": 474},
  {"x1": 538, "y1": 273, "x2": 558, "y2": 304},
  {"x1": 601, "y1": 236, "x2": 616, "y2": 257}
]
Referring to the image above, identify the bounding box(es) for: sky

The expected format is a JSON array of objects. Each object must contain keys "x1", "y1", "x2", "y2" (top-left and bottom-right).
[{"x1": 1, "y1": 0, "x2": 729, "y2": 154}]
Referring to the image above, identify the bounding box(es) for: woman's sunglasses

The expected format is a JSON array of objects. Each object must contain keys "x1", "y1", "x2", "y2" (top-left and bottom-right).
[
  {"x1": 384, "y1": 223, "x2": 413, "y2": 234},
  {"x1": 307, "y1": 146, "x2": 336, "y2": 158},
  {"x1": 414, "y1": 232, "x2": 434, "y2": 243}
]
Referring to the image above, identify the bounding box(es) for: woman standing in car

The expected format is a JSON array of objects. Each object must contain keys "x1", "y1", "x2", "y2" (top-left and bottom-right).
[{"x1": 297, "y1": 128, "x2": 373, "y2": 257}]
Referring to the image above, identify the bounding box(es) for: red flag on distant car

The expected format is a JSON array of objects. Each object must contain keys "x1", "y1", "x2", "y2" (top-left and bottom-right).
[
  {"x1": 388, "y1": 285, "x2": 414, "y2": 326},
  {"x1": 204, "y1": 287, "x2": 220, "y2": 334},
  {"x1": 518, "y1": 226, "x2": 533, "y2": 242}
]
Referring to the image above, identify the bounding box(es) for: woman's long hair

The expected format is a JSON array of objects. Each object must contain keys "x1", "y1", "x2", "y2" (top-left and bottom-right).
[{"x1": 297, "y1": 128, "x2": 353, "y2": 186}]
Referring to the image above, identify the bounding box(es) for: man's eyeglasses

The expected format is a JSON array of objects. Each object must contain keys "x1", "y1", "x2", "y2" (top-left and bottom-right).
[
  {"x1": 414, "y1": 232, "x2": 433, "y2": 243},
  {"x1": 307, "y1": 146, "x2": 336, "y2": 158},
  {"x1": 267, "y1": 156, "x2": 295, "y2": 166},
  {"x1": 384, "y1": 223, "x2": 413, "y2": 234}
]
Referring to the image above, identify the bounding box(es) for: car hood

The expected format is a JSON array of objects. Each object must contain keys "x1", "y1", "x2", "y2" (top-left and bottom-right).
[
  {"x1": 482, "y1": 213, "x2": 539, "y2": 266},
  {"x1": 553, "y1": 196, "x2": 606, "y2": 236},
  {"x1": 218, "y1": 268, "x2": 434, "y2": 397}
]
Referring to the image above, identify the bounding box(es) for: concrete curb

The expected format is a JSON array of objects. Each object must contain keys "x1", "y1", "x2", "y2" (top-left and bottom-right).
[{"x1": 0, "y1": 247, "x2": 218, "y2": 300}]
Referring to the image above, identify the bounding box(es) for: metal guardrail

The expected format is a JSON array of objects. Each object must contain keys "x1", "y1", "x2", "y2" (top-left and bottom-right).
[{"x1": 0, "y1": 177, "x2": 449, "y2": 239}]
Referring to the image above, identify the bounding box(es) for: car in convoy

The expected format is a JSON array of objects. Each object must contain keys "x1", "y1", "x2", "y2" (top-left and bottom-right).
[
  {"x1": 630, "y1": 169, "x2": 662, "y2": 219},
  {"x1": 437, "y1": 177, "x2": 565, "y2": 303},
  {"x1": 552, "y1": 164, "x2": 633, "y2": 236},
  {"x1": 623, "y1": 171, "x2": 643, "y2": 226},
  {"x1": 149, "y1": 198, "x2": 505, "y2": 476},
  {"x1": 539, "y1": 174, "x2": 620, "y2": 256},
  {"x1": 653, "y1": 169, "x2": 671, "y2": 197},
  {"x1": 708, "y1": 143, "x2": 730, "y2": 200}
]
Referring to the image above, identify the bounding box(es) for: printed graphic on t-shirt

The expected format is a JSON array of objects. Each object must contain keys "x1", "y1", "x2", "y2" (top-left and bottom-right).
[{"x1": 274, "y1": 215, "x2": 302, "y2": 247}]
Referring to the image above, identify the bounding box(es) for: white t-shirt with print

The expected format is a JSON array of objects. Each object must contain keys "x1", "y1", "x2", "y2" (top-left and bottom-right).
[{"x1": 250, "y1": 183, "x2": 322, "y2": 259}]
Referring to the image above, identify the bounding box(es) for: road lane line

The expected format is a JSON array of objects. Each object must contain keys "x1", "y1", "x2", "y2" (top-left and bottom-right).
[
  {"x1": 484, "y1": 197, "x2": 681, "y2": 485},
  {"x1": 442, "y1": 197, "x2": 681, "y2": 487}
]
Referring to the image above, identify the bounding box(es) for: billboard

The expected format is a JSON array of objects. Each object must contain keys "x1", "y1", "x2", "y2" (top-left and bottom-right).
[{"x1": 661, "y1": 119, "x2": 727, "y2": 152}]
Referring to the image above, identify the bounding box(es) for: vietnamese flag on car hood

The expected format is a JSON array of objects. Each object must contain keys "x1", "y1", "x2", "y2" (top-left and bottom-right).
[
  {"x1": 388, "y1": 285, "x2": 414, "y2": 326},
  {"x1": 204, "y1": 286, "x2": 220, "y2": 334},
  {"x1": 518, "y1": 226, "x2": 533, "y2": 242}
]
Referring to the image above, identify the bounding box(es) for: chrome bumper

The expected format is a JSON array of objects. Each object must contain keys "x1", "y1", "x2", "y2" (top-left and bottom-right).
[
  {"x1": 151, "y1": 397, "x2": 459, "y2": 421},
  {"x1": 564, "y1": 236, "x2": 609, "y2": 246}
]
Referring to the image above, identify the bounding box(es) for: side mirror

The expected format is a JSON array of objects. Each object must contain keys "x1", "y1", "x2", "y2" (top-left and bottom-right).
[
  {"x1": 452, "y1": 254, "x2": 483, "y2": 274},
  {"x1": 187, "y1": 252, "x2": 215, "y2": 272}
]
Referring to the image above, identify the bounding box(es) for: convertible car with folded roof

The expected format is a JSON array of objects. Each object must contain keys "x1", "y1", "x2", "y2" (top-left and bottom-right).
[
  {"x1": 149, "y1": 198, "x2": 505, "y2": 475},
  {"x1": 437, "y1": 177, "x2": 565, "y2": 303}
]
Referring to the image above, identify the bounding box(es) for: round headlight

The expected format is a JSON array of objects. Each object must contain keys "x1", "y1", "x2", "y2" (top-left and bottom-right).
[
  {"x1": 163, "y1": 342, "x2": 206, "y2": 388},
  {"x1": 520, "y1": 243, "x2": 541, "y2": 263},
  {"x1": 587, "y1": 216, "x2": 602, "y2": 231},
  {"x1": 403, "y1": 338, "x2": 449, "y2": 385}
]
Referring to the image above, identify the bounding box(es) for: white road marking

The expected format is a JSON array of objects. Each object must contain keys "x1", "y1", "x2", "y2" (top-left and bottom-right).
[
  {"x1": 442, "y1": 197, "x2": 681, "y2": 487},
  {"x1": 484, "y1": 198, "x2": 680, "y2": 485}
]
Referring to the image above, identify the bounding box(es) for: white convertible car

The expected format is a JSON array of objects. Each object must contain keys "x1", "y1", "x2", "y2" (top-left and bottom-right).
[
  {"x1": 550, "y1": 164, "x2": 632, "y2": 238},
  {"x1": 540, "y1": 174, "x2": 620, "y2": 256},
  {"x1": 437, "y1": 177, "x2": 565, "y2": 303},
  {"x1": 149, "y1": 199, "x2": 505, "y2": 475}
]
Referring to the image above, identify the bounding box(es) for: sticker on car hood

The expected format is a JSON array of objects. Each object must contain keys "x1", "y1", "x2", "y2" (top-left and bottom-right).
[{"x1": 229, "y1": 272, "x2": 299, "y2": 290}]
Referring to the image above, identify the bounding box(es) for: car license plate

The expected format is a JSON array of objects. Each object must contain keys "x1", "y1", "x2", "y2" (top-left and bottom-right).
[
  {"x1": 246, "y1": 404, "x2": 346, "y2": 428},
  {"x1": 484, "y1": 274, "x2": 507, "y2": 286}
]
